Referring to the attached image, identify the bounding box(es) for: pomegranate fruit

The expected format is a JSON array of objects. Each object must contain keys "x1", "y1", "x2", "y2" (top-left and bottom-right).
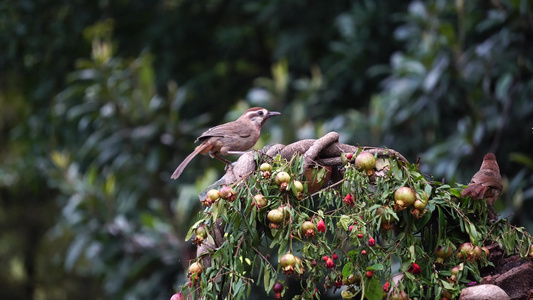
[
  {"x1": 441, "y1": 290, "x2": 453, "y2": 300},
  {"x1": 279, "y1": 253, "x2": 303, "y2": 276},
  {"x1": 170, "y1": 293, "x2": 183, "y2": 300},
  {"x1": 280, "y1": 253, "x2": 297, "y2": 275},
  {"x1": 390, "y1": 291, "x2": 409, "y2": 300},
  {"x1": 275, "y1": 171, "x2": 291, "y2": 185},
  {"x1": 376, "y1": 206, "x2": 394, "y2": 230},
  {"x1": 260, "y1": 163, "x2": 272, "y2": 172},
  {"x1": 267, "y1": 208, "x2": 284, "y2": 229},
  {"x1": 473, "y1": 246, "x2": 482, "y2": 259},
  {"x1": 219, "y1": 186, "x2": 235, "y2": 201},
  {"x1": 413, "y1": 199, "x2": 427, "y2": 210},
  {"x1": 482, "y1": 246, "x2": 490, "y2": 258},
  {"x1": 343, "y1": 274, "x2": 360, "y2": 285},
  {"x1": 300, "y1": 221, "x2": 316, "y2": 238},
  {"x1": 293, "y1": 180, "x2": 304, "y2": 193},
  {"x1": 458, "y1": 242, "x2": 474, "y2": 260},
  {"x1": 189, "y1": 261, "x2": 203, "y2": 275},
  {"x1": 194, "y1": 226, "x2": 207, "y2": 245},
  {"x1": 207, "y1": 189, "x2": 220, "y2": 201},
  {"x1": 253, "y1": 194, "x2": 268, "y2": 208},
  {"x1": 450, "y1": 266, "x2": 460, "y2": 276},
  {"x1": 394, "y1": 187, "x2": 416, "y2": 211},
  {"x1": 434, "y1": 245, "x2": 453, "y2": 263},
  {"x1": 273, "y1": 282, "x2": 283, "y2": 299},
  {"x1": 340, "y1": 290, "x2": 352, "y2": 299},
  {"x1": 355, "y1": 151, "x2": 376, "y2": 172},
  {"x1": 293, "y1": 180, "x2": 304, "y2": 199},
  {"x1": 450, "y1": 266, "x2": 460, "y2": 282}
]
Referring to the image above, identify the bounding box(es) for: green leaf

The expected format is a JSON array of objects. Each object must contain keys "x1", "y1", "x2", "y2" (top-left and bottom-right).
[
  {"x1": 265, "y1": 269, "x2": 276, "y2": 293},
  {"x1": 467, "y1": 223, "x2": 479, "y2": 245},
  {"x1": 367, "y1": 263, "x2": 384, "y2": 271},
  {"x1": 413, "y1": 211, "x2": 432, "y2": 231},
  {"x1": 409, "y1": 244, "x2": 416, "y2": 261},
  {"x1": 403, "y1": 271, "x2": 416, "y2": 281},
  {"x1": 364, "y1": 277, "x2": 383, "y2": 300},
  {"x1": 424, "y1": 184, "x2": 433, "y2": 197},
  {"x1": 441, "y1": 280, "x2": 454, "y2": 290},
  {"x1": 342, "y1": 264, "x2": 353, "y2": 278},
  {"x1": 212, "y1": 202, "x2": 220, "y2": 222},
  {"x1": 337, "y1": 215, "x2": 351, "y2": 231},
  {"x1": 185, "y1": 220, "x2": 205, "y2": 241}
]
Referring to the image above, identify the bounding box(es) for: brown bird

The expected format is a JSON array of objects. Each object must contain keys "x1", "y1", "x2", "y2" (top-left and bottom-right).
[
  {"x1": 171, "y1": 107, "x2": 280, "y2": 179},
  {"x1": 461, "y1": 153, "x2": 503, "y2": 206}
]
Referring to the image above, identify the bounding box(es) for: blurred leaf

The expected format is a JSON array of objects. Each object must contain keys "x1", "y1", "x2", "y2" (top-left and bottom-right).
[{"x1": 509, "y1": 153, "x2": 533, "y2": 169}]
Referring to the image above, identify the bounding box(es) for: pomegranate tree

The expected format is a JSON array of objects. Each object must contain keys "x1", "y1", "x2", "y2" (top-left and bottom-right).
[{"x1": 178, "y1": 152, "x2": 533, "y2": 300}]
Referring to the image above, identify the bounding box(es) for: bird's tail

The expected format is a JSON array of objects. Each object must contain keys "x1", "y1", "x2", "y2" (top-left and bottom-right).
[{"x1": 171, "y1": 143, "x2": 211, "y2": 179}]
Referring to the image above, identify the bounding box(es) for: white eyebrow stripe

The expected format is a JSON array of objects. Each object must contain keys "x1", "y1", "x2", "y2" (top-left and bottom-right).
[{"x1": 245, "y1": 109, "x2": 265, "y2": 117}]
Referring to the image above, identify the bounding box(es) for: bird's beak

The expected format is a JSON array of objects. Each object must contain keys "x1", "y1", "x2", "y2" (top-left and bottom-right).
[{"x1": 267, "y1": 111, "x2": 281, "y2": 117}]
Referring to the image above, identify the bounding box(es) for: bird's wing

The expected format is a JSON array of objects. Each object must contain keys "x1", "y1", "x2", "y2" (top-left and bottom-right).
[
  {"x1": 234, "y1": 124, "x2": 254, "y2": 138},
  {"x1": 461, "y1": 184, "x2": 487, "y2": 199},
  {"x1": 477, "y1": 171, "x2": 503, "y2": 188},
  {"x1": 195, "y1": 121, "x2": 252, "y2": 142}
]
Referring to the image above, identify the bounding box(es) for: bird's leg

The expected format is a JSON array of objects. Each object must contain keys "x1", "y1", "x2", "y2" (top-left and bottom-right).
[
  {"x1": 227, "y1": 151, "x2": 247, "y2": 155},
  {"x1": 214, "y1": 154, "x2": 232, "y2": 165}
]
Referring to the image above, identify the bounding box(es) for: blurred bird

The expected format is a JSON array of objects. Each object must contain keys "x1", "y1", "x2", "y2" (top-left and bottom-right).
[
  {"x1": 461, "y1": 153, "x2": 503, "y2": 207},
  {"x1": 171, "y1": 107, "x2": 280, "y2": 179}
]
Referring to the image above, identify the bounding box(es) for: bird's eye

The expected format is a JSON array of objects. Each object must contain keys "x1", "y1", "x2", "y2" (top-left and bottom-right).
[{"x1": 257, "y1": 111, "x2": 264, "y2": 116}]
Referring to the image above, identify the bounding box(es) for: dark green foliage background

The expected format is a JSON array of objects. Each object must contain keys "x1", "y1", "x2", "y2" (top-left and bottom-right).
[{"x1": 0, "y1": 0, "x2": 532, "y2": 299}]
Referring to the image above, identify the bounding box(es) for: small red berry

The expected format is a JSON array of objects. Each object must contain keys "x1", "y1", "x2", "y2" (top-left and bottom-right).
[
  {"x1": 325, "y1": 257, "x2": 335, "y2": 269},
  {"x1": 349, "y1": 225, "x2": 354, "y2": 231},
  {"x1": 368, "y1": 236, "x2": 375, "y2": 247},
  {"x1": 346, "y1": 153, "x2": 354, "y2": 160},
  {"x1": 357, "y1": 233, "x2": 363, "y2": 238},
  {"x1": 361, "y1": 250, "x2": 367, "y2": 255},
  {"x1": 322, "y1": 256, "x2": 329, "y2": 262},
  {"x1": 332, "y1": 254, "x2": 338, "y2": 260},
  {"x1": 366, "y1": 271, "x2": 373, "y2": 278},
  {"x1": 311, "y1": 260, "x2": 317, "y2": 267}
]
